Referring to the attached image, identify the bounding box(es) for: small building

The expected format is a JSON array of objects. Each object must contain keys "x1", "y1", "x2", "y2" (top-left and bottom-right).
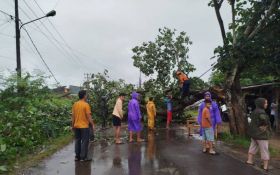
[{"x1": 242, "y1": 82, "x2": 280, "y2": 131}]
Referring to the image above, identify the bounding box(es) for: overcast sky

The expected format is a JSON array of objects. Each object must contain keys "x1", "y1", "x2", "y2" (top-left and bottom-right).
[{"x1": 0, "y1": 0, "x2": 231, "y2": 87}]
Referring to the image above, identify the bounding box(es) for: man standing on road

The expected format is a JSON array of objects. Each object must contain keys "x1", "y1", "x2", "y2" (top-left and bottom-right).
[
  {"x1": 112, "y1": 93, "x2": 126, "y2": 144},
  {"x1": 164, "y1": 95, "x2": 173, "y2": 129},
  {"x1": 72, "y1": 90, "x2": 95, "y2": 161}
]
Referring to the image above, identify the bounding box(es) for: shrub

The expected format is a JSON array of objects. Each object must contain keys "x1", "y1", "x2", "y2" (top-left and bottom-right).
[{"x1": 0, "y1": 73, "x2": 72, "y2": 171}]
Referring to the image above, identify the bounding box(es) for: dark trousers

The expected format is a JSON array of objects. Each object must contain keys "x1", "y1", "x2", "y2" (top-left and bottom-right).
[
  {"x1": 89, "y1": 124, "x2": 94, "y2": 141},
  {"x1": 74, "y1": 128, "x2": 90, "y2": 159},
  {"x1": 181, "y1": 80, "x2": 190, "y2": 98}
]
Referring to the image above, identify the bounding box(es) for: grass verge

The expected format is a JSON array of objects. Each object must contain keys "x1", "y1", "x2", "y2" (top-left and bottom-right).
[
  {"x1": 219, "y1": 132, "x2": 280, "y2": 157},
  {"x1": 8, "y1": 133, "x2": 73, "y2": 175}
]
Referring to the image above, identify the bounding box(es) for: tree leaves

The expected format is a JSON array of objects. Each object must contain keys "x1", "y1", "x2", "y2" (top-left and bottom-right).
[{"x1": 132, "y1": 27, "x2": 195, "y2": 88}]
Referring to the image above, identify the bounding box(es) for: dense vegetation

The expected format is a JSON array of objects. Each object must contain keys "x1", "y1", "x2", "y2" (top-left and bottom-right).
[
  {"x1": 209, "y1": 0, "x2": 280, "y2": 135},
  {"x1": 0, "y1": 73, "x2": 72, "y2": 172}
]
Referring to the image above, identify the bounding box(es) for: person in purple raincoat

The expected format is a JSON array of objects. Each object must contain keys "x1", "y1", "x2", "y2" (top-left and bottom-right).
[
  {"x1": 128, "y1": 92, "x2": 144, "y2": 143},
  {"x1": 197, "y1": 92, "x2": 222, "y2": 136}
]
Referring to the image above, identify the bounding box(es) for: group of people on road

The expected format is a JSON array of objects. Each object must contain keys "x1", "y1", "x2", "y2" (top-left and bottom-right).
[{"x1": 70, "y1": 70, "x2": 275, "y2": 171}]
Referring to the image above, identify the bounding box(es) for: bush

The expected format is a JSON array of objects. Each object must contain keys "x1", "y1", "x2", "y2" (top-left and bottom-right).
[{"x1": 0, "y1": 73, "x2": 72, "y2": 171}]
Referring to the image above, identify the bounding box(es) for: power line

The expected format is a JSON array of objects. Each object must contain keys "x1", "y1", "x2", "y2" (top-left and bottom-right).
[
  {"x1": 198, "y1": 62, "x2": 217, "y2": 79},
  {"x1": 18, "y1": 5, "x2": 84, "y2": 69},
  {"x1": 22, "y1": 27, "x2": 59, "y2": 85},
  {"x1": 20, "y1": 1, "x2": 128, "y2": 80},
  {"x1": 0, "y1": 9, "x2": 14, "y2": 19},
  {"x1": 31, "y1": 0, "x2": 124, "y2": 77},
  {"x1": 28, "y1": 0, "x2": 127, "y2": 79},
  {"x1": 22, "y1": 0, "x2": 85, "y2": 69}
]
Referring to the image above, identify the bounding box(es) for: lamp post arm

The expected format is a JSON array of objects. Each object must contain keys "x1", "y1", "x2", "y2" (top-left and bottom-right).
[{"x1": 20, "y1": 16, "x2": 46, "y2": 30}]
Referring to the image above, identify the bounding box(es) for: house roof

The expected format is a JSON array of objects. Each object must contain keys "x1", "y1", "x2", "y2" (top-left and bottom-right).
[{"x1": 242, "y1": 82, "x2": 280, "y2": 90}]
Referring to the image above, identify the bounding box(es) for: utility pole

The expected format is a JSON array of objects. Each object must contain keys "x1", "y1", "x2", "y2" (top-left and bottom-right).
[
  {"x1": 84, "y1": 73, "x2": 92, "y2": 90},
  {"x1": 15, "y1": 0, "x2": 21, "y2": 78},
  {"x1": 139, "y1": 69, "x2": 142, "y2": 89}
]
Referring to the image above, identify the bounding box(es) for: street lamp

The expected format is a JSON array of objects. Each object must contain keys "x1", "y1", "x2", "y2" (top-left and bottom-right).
[
  {"x1": 19, "y1": 10, "x2": 56, "y2": 30},
  {"x1": 15, "y1": 7, "x2": 56, "y2": 78}
]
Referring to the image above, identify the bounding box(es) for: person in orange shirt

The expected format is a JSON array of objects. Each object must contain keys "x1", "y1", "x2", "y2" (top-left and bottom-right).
[
  {"x1": 176, "y1": 70, "x2": 190, "y2": 99},
  {"x1": 201, "y1": 100, "x2": 216, "y2": 155},
  {"x1": 72, "y1": 90, "x2": 95, "y2": 161}
]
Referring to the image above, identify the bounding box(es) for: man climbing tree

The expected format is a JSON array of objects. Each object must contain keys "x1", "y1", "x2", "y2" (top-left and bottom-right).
[{"x1": 176, "y1": 70, "x2": 190, "y2": 99}]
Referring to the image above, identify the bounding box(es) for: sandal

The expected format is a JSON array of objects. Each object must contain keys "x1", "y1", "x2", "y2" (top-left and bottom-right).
[
  {"x1": 209, "y1": 151, "x2": 218, "y2": 155},
  {"x1": 202, "y1": 148, "x2": 207, "y2": 153},
  {"x1": 261, "y1": 165, "x2": 269, "y2": 172}
]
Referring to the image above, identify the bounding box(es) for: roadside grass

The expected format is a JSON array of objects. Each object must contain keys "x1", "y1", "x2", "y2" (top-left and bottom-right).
[
  {"x1": 9, "y1": 133, "x2": 73, "y2": 175},
  {"x1": 219, "y1": 132, "x2": 280, "y2": 157}
]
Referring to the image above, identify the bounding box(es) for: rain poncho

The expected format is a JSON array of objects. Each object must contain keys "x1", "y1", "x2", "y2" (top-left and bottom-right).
[
  {"x1": 128, "y1": 92, "x2": 142, "y2": 132},
  {"x1": 248, "y1": 98, "x2": 272, "y2": 140},
  {"x1": 146, "y1": 101, "x2": 156, "y2": 129},
  {"x1": 197, "y1": 92, "x2": 222, "y2": 133}
]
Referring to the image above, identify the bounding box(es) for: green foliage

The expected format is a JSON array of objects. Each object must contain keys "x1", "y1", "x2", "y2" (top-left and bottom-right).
[
  {"x1": 219, "y1": 132, "x2": 250, "y2": 148},
  {"x1": 213, "y1": 0, "x2": 280, "y2": 79},
  {"x1": 132, "y1": 27, "x2": 195, "y2": 88},
  {"x1": 209, "y1": 69, "x2": 276, "y2": 87},
  {"x1": 0, "y1": 73, "x2": 72, "y2": 171},
  {"x1": 85, "y1": 70, "x2": 135, "y2": 122},
  {"x1": 209, "y1": 70, "x2": 225, "y2": 86},
  {"x1": 190, "y1": 77, "x2": 209, "y2": 90}
]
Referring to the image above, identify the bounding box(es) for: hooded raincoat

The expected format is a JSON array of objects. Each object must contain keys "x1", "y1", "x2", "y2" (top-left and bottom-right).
[
  {"x1": 146, "y1": 101, "x2": 156, "y2": 129},
  {"x1": 197, "y1": 92, "x2": 222, "y2": 134},
  {"x1": 248, "y1": 98, "x2": 272, "y2": 140},
  {"x1": 128, "y1": 92, "x2": 142, "y2": 132}
]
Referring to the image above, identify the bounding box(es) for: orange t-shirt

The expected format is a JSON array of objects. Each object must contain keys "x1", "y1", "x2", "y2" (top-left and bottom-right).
[
  {"x1": 178, "y1": 73, "x2": 189, "y2": 83},
  {"x1": 72, "y1": 100, "x2": 91, "y2": 128},
  {"x1": 202, "y1": 107, "x2": 212, "y2": 128}
]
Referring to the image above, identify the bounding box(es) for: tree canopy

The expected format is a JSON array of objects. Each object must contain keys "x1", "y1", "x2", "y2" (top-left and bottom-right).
[{"x1": 132, "y1": 27, "x2": 195, "y2": 89}]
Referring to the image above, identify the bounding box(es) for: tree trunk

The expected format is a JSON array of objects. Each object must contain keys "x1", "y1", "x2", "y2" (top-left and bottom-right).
[{"x1": 225, "y1": 71, "x2": 247, "y2": 135}]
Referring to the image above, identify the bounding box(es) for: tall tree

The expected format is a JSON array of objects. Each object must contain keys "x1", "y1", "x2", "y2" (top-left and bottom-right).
[
  {"x1": 210, "y1": 0, "x2": 280, "y2": 135},
  {"x1": 132, "y1": 27, "x2": 195, "y2": 89}
]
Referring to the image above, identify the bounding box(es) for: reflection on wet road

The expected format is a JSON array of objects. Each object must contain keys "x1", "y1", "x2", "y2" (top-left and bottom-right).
[{"x1": 25, "y1": 129, "x2": 263, "y2": 175}]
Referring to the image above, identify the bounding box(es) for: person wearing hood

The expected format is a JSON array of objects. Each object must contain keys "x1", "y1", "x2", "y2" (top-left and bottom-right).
[
  {"x1": 146, "y1": 97, "x2": 157, "y2": 130},
  {"x1": 128, "y1": 92, "x2": 144, "y2": 142},
  {"x1": 197, "y1": 92, "x2": 222, "y2": 135},
  {"x1": 246, "y1": 98, "x2": 272, "y2": 171}
]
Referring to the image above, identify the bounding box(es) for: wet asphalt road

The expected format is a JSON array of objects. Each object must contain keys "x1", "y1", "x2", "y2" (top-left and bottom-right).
[{"x1": 25, "y1": 129, "x2": 264, "y2": 175}]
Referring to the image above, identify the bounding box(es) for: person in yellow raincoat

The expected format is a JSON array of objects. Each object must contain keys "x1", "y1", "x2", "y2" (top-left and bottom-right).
[{"x1": 146, "y1": 97, "x2": 157, "y2": 130}]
